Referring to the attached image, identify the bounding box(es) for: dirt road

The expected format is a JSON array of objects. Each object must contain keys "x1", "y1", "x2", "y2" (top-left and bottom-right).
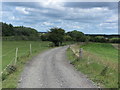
[{"x1": 18, "y1": 46, "x2": 97, "y2": 88}]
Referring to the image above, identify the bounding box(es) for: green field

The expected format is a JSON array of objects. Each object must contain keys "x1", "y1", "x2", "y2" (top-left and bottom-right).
[
  {"x1": 2, "y1": 41, "x2": 51, "y2": 88},
  {"x1": 2, "y1": 41, "x2": 51, "y2": 70},
  {"x1": 81, "y1": 43, "x2": 118, "y2": 63},
  {"x1": 67, "y1": 43, "x2": 118, "y2": 88}
]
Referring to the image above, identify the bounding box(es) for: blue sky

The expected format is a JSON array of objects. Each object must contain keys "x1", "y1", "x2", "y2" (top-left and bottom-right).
[{"x1": 1, "y1": 1, "x2": 118, "y2": 34}]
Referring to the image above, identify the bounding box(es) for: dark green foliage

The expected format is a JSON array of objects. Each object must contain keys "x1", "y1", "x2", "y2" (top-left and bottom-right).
[
  {"x1": 48, "y1": 27, "x2": 65, "y2": 46},
  {"x1": 109, "y1": 38, "x2": 120, "y2": 43},
  {"x1": 1, "y1": 22, "x2": 119, "y2": 43},
  {"x1": 2, "y1": 22, "x2": 16, "y2": 36},
  {"x1": 90, "y1": 36, "x2": 108, "y2": 43},
  {"x1": 2, "y1": 73, "x2": 7, "y2": 81},
  {"x1": 64, "y1": 35, "x2": 72, "y2": 41},
  {"x1": 1, "y1": 22, "x2": 39, "y2": 40},
  {"x1": 41, "y1": 33, "x2": 49, "y2": 41},
  {"x1": 14, "y1": 26, "x2": 38, "y2": 36},
  {"x1": 48, "y1": 42, "x2": 55, "y2": 47},
  {"x1": 67, "y1": 30, "x2": 86, "y2": 42}
]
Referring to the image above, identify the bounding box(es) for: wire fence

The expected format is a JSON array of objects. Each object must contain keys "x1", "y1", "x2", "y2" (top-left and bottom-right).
[
  {"x1": 0, "y1": 49, "x2": 15, "y2": 57},
  {"x1": 1, "y1": 43, "x2": 32, "y2": 75},
  {"x1": 69, "y1": 45, "x2": 83, "y2": 59}
]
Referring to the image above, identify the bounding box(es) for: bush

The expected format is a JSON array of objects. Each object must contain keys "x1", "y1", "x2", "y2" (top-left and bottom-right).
[
  {"x1": 64, "y1": 35, "x2": 72, "y2": 41},
  {"x1": 48, "y1": 42, "x2": 55, "y2": 47},
  {"x1": 41, "y1": 34, "x2": 49, "y2": 41},
  {"x1": 90, "y1": 36, "x2": 108, "y2": 43},
  {"x1": 109, "y1": 38, "x2": 120, "y2": 43},
  {"x1": 48, "y1": 27, "x2": 65, "y2": 46}
]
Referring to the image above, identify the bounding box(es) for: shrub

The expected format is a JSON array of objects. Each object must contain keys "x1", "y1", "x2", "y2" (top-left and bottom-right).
[
  {"x1": 109, "y1": 38, "x2": 120, "y2": 43},
  {"x1": 90, "y1": 36, "x2": 108, "y2": 43},
  {"x1": 48, "y1": 42, "x2": 55, "y2": 47}
]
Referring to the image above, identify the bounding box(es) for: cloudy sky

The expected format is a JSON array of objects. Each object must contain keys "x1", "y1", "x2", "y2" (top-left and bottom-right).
[{"x1": 1, "y1": 1, "x2": 118, "y2": 34}]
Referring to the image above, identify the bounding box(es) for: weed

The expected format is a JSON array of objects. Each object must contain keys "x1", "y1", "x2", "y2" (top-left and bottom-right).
[{"x1": 100, "y1": 66, "x2": 108, "y2": 76}]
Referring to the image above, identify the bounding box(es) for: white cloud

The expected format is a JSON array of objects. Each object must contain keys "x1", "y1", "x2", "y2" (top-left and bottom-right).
[
  {"x1": 106, "y1": 15, "x2": 118, "y2": 22},
  {"x1": 10, "y1": 16, "x2": 15, "y2": 20},
  {"x1": 43, "y1": 22, "x2": 53, "y2": 26},
  {"x1": 2, "y1": 2, "x2": 118, "y2": 34},
  {"x1": 61, "y1": 7, "x2": 113, "y2": 23},
  {"x1": 40, "y1": 0, "x2": 65, "y2": 10},
  {"x1": 2, "y1": 0, "x2": 119, "y2": 2},
  {"x1": 100, "y1": 22, "x2": 117, "y2": 27},
  {"x1": 72, "y1": 25, "x2": 82, "y2": 29},
  {"x1": 15, "y1": 7, "x2": 29, "y2": 14},
  {"x1": 99, "y1": 22, "x2": 118, "y2": 32}
]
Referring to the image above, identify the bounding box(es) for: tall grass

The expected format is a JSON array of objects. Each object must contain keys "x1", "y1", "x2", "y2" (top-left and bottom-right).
[{"x1": 67, "y1": 43, "x2": 118, "y2": 88}]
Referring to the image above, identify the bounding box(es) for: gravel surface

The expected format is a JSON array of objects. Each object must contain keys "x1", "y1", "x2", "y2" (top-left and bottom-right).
[{"x1": 18, "y1": 46, "x2": 97, "y2": 88}]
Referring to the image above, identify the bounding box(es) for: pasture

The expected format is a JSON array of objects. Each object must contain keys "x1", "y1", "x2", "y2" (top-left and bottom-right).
[
  {"x1": 2, "y1": 41, "x2": 51, "y2": 88},
  {"x1": 2, "y1": 41, "x2": 50, "y2": 70}
]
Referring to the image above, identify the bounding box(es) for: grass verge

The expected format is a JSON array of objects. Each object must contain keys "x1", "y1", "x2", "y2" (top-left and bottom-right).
[
  {"x1": 2, "y1": 41, "x2": 52, "y2": 88},
  {"x1": 66, "y1": 43, "x2": 118, "y2": 88}
]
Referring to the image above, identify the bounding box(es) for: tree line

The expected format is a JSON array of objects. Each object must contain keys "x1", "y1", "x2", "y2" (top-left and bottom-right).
[
  {"x1": 1, "y1": 22, "x2": 120, "y2": 46},
  {"x1": 41, "y1": 28, "x2": 87, "y2": 46},
  {"x1": 1, "y1": 22, "x2": 39, "y2": 40},
  {"x1": 41, "y1": 27, "x2": 120, "y2": 46}
]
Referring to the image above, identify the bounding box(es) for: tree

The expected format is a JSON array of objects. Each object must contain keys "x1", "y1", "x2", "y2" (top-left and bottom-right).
[
  {"x1": 64, "y1": 35, "x2": 72, "y2": 41},
  {"x1": 41, "y1": 33, "x2": 49, "y2": 41},
  {"x1": 109, "y1": 38, "x2": 120, "y2": 43},
  {"x1": 48, "y1": 27, "x2": 65, "y2": 46},
  {"x1": 94, "y1": 36, "x2": 107, "y2": 43},
  {"x1": 67, "y1": 30, "x2": 86, "y2": 42},
  {"x1": 1, "y1": 22, "x2": 39, "y2": 40},
  {"x1": 2, "y1": 23, "x2": 15, "y2": 36}
]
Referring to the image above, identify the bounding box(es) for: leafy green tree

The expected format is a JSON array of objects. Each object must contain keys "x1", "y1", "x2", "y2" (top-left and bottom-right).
[
  {"x1": 64, "y1": 35, "x2": 72, "y2": 41},
  {"x1": 14, "y1": 26, "x2": 38, "y2": 36},
  {"x1": 48, "y1": 27, "x2": 65, "y2": 46},
  {"x1": 67, "y1": 30, "x2": 86, "y2": 42},
  {"x1": 1, "y1": 22, "x2": 39, "y2": 40},
  {"x1": 94, "y1": 36, "x2": 107, "y2": 42},
  {"x1": 109, "y1": 38, "x2": 120, "y2": 43},
  {"x1": 2, "y1": 23, "x2": 15, "y2": 36},
  {"x1": 41, "y1": 33, "x2": 49, "y2": 41}
]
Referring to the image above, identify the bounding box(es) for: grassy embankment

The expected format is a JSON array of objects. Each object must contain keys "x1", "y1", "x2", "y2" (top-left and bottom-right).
[
  {"x1": 67, "y1": 43, "x2": 118, "y2": 88},
  {"x1": 2, "y1": 41, "x2": 51, "y2": 88}
]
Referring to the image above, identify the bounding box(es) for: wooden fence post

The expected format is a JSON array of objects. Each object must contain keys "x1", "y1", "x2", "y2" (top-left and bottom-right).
[
  {"x1": 69, "y1": 45, "x2": 70, "y2": 49},
  {"x1": 30, "y1": 44, "x2": 32, "y2": 55},
  {"x1": 14, "y1": 48, "x2": 18, "y2": 65},
  {"x1": 79, "y1": 48, "x2": 83, "y2": 59}
]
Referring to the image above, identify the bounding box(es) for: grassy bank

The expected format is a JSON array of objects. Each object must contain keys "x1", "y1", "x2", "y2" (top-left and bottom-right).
[
  {"x1": 67, "y1": 43, "x2": 118, "y2": 88},
  {"x1": 2, "y1": 41, "x2": 51, "y2": 88}
]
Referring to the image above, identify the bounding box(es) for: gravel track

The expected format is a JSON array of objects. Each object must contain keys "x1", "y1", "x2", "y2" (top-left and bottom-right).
[{"x1": 18, "y1": 46, "x2": 97, "y2": 88}]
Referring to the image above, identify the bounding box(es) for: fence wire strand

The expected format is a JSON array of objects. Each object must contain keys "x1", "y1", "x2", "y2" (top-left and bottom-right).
[{"x1": 1, "y1": 44, "x2": 32, "y2": 75}]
